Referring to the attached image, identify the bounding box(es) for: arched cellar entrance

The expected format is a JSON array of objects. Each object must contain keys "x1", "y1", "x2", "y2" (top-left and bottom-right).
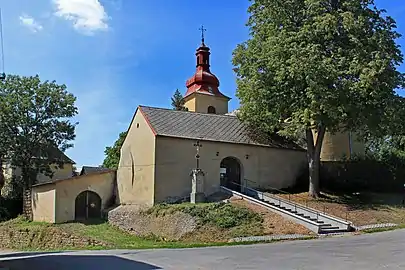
[
  {"x1": 220, "y1": 157, "x2": 242, "y2": 192},
  {"x1": 75, "y1": 190, "x2": 102, "y2": 221}
]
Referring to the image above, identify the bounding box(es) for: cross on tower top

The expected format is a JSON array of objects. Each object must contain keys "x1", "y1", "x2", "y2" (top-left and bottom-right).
[{"x1": 199, "y1": 25, "x2": 207, "y2": 44}]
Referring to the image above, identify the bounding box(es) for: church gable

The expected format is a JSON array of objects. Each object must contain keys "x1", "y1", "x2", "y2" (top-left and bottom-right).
[{"x1": 122, "y1": 106, "x2": 157, "y2": 149}]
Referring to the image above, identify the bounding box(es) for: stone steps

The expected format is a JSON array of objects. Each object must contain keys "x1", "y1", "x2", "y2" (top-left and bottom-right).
[
  {"x1": 220, "y1": 186, "x2": 352, "y2": 234},
  {"x1": 259, "y1": 198, "x2": 346, "y2": 234}
]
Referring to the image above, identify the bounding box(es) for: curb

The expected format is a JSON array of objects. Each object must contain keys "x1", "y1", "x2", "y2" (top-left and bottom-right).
[
  {"x1": 229, "y1": 234, "x2": 315, "y2": 243},
  {"x1": 353, "y1": 223, "x2": 398, "y2": 231}
]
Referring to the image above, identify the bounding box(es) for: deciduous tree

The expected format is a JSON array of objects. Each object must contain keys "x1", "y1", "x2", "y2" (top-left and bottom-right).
[
  {"x1": 0, "y1": 75, "x2": 78, "y2": 218},
  {"x1": 233, "y1": 0, "x2": 405, "y2": 197},
  {"x1": 0, "y1": 91, "x2": 16, "y2": 195}
]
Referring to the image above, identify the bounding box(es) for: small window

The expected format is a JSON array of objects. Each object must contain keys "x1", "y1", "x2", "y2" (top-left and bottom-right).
[
  {"x1": 207, "y1": 106, "x2": 216, "y2": 114},
  {"x1": 197, "y1": 56, "x2": 200, "y2": 66},
  {"x1": 136, "y1": 123, "x2": 140, "y2": 128}
]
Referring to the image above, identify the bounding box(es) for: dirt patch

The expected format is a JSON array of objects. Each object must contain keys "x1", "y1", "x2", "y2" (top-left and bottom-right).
[
  {"x1": 108, "y1": 205, "x2": 197, "y2": 240},
  {"x1": 230, "y1": 199, "x2": 314, "y2": 235},
  {"x1": 181, "y1": 225, "x2": 228, "y2": 243},
  {"x1": 276, "y1": 192, "x2": 405, "y2": 226}
]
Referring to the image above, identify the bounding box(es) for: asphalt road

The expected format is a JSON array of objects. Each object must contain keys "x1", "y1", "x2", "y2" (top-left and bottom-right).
[{"x1": 0, "y1": 229, "x2": 404, "y2": 270}]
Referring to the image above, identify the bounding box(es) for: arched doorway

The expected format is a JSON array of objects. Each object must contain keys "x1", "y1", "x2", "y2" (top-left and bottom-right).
[
  {"x1": 220, "y1": 157, "x2": 242, "y2": 191},
  {"x1": 75, "y1": 190, "x2": 102, "y2": 221}
]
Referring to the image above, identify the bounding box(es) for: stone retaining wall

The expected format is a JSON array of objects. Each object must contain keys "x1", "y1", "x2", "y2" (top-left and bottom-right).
[{"x1": 108, "y1": 205, "x2": 197, "y2": 240}]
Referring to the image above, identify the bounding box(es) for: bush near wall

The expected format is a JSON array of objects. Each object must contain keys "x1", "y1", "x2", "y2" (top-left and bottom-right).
[
  {"x1": 0, "y1": 198, "x2": 23, "y2": 221},
  {"x1": 319, "y1": 160, "x2": 405, "y2": 193}
]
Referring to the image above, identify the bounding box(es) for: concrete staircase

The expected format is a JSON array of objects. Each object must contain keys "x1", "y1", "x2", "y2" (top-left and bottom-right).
[{"x1": 220, "y1": 186, "x2": 352, "y2": 234}]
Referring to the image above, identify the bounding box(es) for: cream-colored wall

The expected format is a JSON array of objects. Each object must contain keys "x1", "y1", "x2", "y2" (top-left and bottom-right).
[
  {"x1": 184, "y1": 96, "x2": 196, "y2": 112},
  {"x1": 116, "y1": 109, "x2": 156, "y2": 207},
  {"x1": 317, "y1": 130, "x2": 365, "y2": 161},
  {"x1": 32, "y1": 185, "x2": 56, "y2": 223},
  {"x1": 184, "y1": 93, "x2": 229, "y2": 114},
  {"x1": 154, "y1": 136, "x2": 307, "y2": 203},
  {"x1": 37, "y1": 163, "x2": 74, "y2": 183},
  {"x1": 7, "y1": 163, "x2": 73, "y2": 184},
  {"x1": 54, "y1": 171, "x2": 116, "y2": 223},
  {"x1": 2, "y1": 162, "x2": 13, "y2": 181}
]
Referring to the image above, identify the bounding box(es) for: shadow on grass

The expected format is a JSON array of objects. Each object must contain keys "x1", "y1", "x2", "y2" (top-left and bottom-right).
[
  {"x1": 64, "y1": 218, "x2": 106, "y2": 225},
  {"x1": 268, "y1": 185, "x2": 405, "y2": 211},
  {"x1": 320, "y1": 190, "x2": 405, "y2": 211},
  {"x1": 0, "y1": 254, "x2": 162, "y2": 270}
]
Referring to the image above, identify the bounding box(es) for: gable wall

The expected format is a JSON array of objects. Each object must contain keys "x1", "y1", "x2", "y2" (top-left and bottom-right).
[
  {"x1": 154, "y1": 136, "x2": 307, "y2": 203},
  {"x1": 116, "y1": 109, "x2": 156, "y2": 207},
  {"x1": 1, "y1": 162, "x2": 73, "y2": 198},
  {"x1": 4, "y1": 163, "x2": 73, "y2": 184}
]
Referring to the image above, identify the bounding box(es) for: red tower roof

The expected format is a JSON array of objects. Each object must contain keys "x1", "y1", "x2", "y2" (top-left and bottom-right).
[{"x1": 185, "y1": 41, "x2": 230, "y2": 100}]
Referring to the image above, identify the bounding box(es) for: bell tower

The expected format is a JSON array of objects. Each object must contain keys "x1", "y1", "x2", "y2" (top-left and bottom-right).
[{"x1": 184, "y1": 26, "x2": 230, "y2": 114}]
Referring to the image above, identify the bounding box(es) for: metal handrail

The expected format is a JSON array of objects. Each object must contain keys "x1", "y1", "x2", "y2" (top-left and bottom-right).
[
  {"x1": 238, "y1": 179, "x2": 350, "y2": 222},
  {"x1": 229, "y1": 181, "x2": 322, "y2": 217},
  {"x1": 245, "y1": 179, "x2": 313, "y2": 203}
]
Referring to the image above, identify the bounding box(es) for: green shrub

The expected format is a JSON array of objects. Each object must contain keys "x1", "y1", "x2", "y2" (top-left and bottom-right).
[
  {"x1": 0, "y1": 206, "x2": 10, "y2": 222},
  {"x1": 145, "y1": 202, "x2": 263, "y2": 229}
]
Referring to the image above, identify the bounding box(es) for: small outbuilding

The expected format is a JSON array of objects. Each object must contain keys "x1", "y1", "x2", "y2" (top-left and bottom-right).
[{"x1": 31, "y1": 170, "x2": 116, "y2": 223}]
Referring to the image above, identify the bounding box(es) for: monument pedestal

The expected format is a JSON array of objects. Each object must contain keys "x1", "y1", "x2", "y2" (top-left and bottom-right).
[{"x1": 190, "y1": 169, "x2": 206, "y2": 203}]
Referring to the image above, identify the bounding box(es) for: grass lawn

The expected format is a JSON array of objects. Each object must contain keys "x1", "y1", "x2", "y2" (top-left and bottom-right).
[
  {"x1": 0, "y1": 201, "x2": 293, "y2": 251},
  {"x1": 0, "y1": 217, "x2": 260, "y2": 251},
  {"x1": 275, "y1": 191, "x2": 405, "y2": 226}
]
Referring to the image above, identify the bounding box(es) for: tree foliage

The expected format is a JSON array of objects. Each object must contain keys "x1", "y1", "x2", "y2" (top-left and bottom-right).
[
  {"x1": 0, "y1": 74, "x2": 78, "y2": 217},
  {"x1": 102, "y1": 131, "x2": 127, "y2": 170},
  {"x1": 171, "y1": 89, "x2": 188, "y2": 111},
  {"x1": 233, "y1": 0, "x2": 405, "y2": 197},
  {"x1": 0, "y1": 100, "x2": 16, "y2": 194}
]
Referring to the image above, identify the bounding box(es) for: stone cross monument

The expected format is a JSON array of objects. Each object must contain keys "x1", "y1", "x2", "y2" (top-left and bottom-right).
[{"x1": 190, "y1": 140, "x2": 206, "y2": 203}]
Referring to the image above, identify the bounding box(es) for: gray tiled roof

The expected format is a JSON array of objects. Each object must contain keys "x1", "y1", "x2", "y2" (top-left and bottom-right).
[
  {"x1": 80, "y1": 166, "x2": 111, "y2": 176},
  {"x1": 139, "y1": 106, "x2": 304, "y2": 151}
]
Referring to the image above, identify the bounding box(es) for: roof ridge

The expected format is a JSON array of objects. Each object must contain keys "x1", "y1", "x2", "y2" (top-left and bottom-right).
[{"x1": 139, "y1": 105, "x2": 238, "y2": 119}]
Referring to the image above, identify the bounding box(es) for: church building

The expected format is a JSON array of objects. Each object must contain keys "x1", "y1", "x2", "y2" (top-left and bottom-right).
[
  {"x1": 29, "y1": 37, "x2": 309, "y2": 224},
  {"x1": 116, "y1": 38, "x2": 308, "y2": 207}
]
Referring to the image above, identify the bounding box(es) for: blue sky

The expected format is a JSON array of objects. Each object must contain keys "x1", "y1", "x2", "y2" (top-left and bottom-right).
[{"x1": 1, "y1": 0, "x2": 404, "y2": 169}]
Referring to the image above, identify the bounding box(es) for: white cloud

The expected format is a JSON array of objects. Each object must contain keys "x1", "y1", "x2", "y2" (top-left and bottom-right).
[
  {"x1": 19, "y1": 14, "x2": 43, "y2": 33},
  {"x1": 53, "y1": 0, "x2": 109, "y2": 34}
]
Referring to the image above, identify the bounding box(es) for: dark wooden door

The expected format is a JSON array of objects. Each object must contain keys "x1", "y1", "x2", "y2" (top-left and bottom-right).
[
  {"x1": 75, "y1": 191, "x2": 101, "y2": 220},
  {"x1": 75, "y1": 191, "x2": 87, "y2": 220},
  {"x1": 87, "y1": 191, "x2": 101, "y2": 219}
]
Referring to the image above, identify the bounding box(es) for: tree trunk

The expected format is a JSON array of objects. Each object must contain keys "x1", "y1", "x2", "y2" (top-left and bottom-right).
[
  {"x1": 23, "y1": 186, "x2": 33, "y2": 220},
  {"x1": 0, "y1": 157, "x2": 4, "y2": 197},
  {"x1": 308, "y1": 152, "x2": 321, "y2": 197},
  {"x1": 21, "y1": 167, "x2": 35, "y2": 221},
  {"x1": 306, "y1": 125, "x2": 326, "y2": 198}
]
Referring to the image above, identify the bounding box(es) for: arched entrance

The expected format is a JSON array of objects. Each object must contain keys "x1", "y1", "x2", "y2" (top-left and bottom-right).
[
  {"x1": 220, "y1": 157, "x2": 242, "y2": 191},
  {"x1": 75, "y1": 190, "x2": 102, "y2": 221}
]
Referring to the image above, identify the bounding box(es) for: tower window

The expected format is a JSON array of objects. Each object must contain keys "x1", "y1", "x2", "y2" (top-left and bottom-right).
[
  {"x1": 207, "y1": 106, "x2": 216, "y2": 114},
  {"x1": 197, "y1": 56, "x2": 200, "y2": 66}
]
